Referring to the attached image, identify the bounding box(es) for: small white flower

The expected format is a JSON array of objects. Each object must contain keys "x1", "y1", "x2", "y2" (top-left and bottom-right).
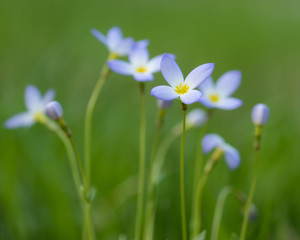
[
  {"x1": 186, "y1": 109, "x2": 207, "y2": 129},
  {"x1": 4, "y1": 85, "x2": 55, "y2": 129},
  {"x1": 202, "y1": 133, "x2": 240, "y2": 169},
  {"x1": 251, "y1": 103, "x2": 270, "y2": 126}
]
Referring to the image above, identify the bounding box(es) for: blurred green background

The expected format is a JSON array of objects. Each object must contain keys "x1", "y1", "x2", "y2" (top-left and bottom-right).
[{"x1": 1, "y1": 0, "x2": 300, "y2": 239}]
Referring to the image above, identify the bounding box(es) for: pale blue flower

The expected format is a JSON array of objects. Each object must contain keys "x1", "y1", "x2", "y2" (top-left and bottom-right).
[
  {"x1": 91, "y1": 26, "x2": 149, "y2": 57},
  {"x1": 45, "y1": 101, "x2": 63, "y2": 120},
  {"x1": 4, "y1": 85, "x2": 55, "y2": 129},
  {"x1": 186, "y1": 109, "x2": 207, "y2": 129},
  {"x1": 251, "y1": 103, "x2": 270, "y2": 126},
  {"x1": 108, "y1": 45, "x2": 163, "y2": 82},
  {"x1": 151, "y1": 54, "x2": 214, "y2": 105},
  {"x1": 202, "y1": 133, "x2": 240, "y2": 169},
  {"x1": 198, "y1": 70, "x2": 242, "y2": 110}
]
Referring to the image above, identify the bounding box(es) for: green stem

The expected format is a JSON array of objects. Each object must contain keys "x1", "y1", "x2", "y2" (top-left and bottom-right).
[
  {"x1": 180, "y1": 104, "x2": 188, "y2": 240},
  {"x1": 239, "y1": 150, "x2": 259, "y2": 240},
  {"x1": 192, "y1": 148, "x2": 223, "y2": 239},
  {"x1": 134, "y1": 83, "x2": 146, "y2": 240},
  {"x1": 211, "y1": 186, "x2": 232, "y2": 240},
  {"x1": 84, "y1": 59, "x2": 110, "y2": 186}
]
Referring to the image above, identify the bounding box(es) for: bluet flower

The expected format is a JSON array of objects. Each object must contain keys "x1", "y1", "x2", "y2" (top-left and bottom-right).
[
  {"x1": 46, "y1": 101, "x2": 63, "y2": 120},
  {"x1": 151, "y1": 54, "x2": 214, "y2": 105},
  {"x1": 91, "y1": 26, "x2": 149, "y2": 58},
  {"x1": 108, "y1": 45, "x2": 163, "y2": 82},
  {"x1": 202, "y1": 133, "x2": 240, "y2": 169},
  {"x1": 4, "y1": 85, "x2": 55, "y2": 128},
  {"x1": 198, "y1": 70, "x2": 242, "y2": 110},
  {"x1": 186, "y1": 109, "x2": 207, "y2": 129},
  {"x1": 251, "y1": 103, "x2": 269, "y2": 126}
]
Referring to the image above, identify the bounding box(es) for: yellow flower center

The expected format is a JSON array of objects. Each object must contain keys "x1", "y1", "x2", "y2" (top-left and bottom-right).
[
  {"x1": 175, "y1": 83, "x2": 189, "y2": 95},
  {"x1": 209, "y1": 94, "x2": 220, "y2": 103},
  {"x1": 108, "y1": 52, "x2": 119, "y2": 60},
  {"x1": 34, "y1": 112, "x2": 46, "y2": 123},
  {"x1": 136, "y1": 67, "x2": 147, "y2": 73}
]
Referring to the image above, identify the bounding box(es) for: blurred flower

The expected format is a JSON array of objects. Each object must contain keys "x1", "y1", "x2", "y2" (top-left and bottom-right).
[
  {"x1": 4, "y1": 85, "x2": 55, "y2": 128},
  {"x1": 91, "y1": 26, "x2": 149, "y2": 58},
  {"x1": 251, "y1": 103, "x2": 270, "y2": 126},
  {"x1": 198, "y1": 70, "x2": 242, "y2": 110},
  {"x1": 45, "y1": 101, "x2": 63, "y2": 120},
  {"x1": 151, "y1": 54, "x2": 214, "y2": 105},
  {"x1": 108, "y1": 45, "x2": 163, "y2": 82},
  {"x1": 157, "y1": 99, "x2": 173, "y2": 110},
  {"x1": 202, "y1": 133, "x2": 240, "y2": 169},
  {"x1": 186, "y1": 109, "x2": 207, "y2": 129}
]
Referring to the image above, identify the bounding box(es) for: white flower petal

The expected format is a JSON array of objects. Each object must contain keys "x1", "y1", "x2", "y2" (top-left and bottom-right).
[
  {"x1": 108, "y1": 60, "x2": 134, "y2": 75},
  {"x1": 25, "y1": 85, "x2": 42, "y2": 112},
  {"x1": 185, "y1": 63, "x2": 215, "y2": 89},
  {"x1": 129, "y1": 45, "x2": 149, "y2": 66},
  {"x1": 107, "y1": 26, "x2": 123, "y2": 50},
  {"x1": 199, "y1": 95, "x2": 215, "y2": 108},
  {"x1": 91, "y1": 28, "x2": 107, "y2": 46},
  {"x1": 133, "y1": 73, "x2": 154, "y2": 82},
  {"x1": 215, "y1": 70, "x2": 241, "y2": 96},
  {"x1": 114, "y1": 37, "x2": 134, "y2": 56},
  {"x1": 147, "y1": 55, "x2": 163, "y2": 73},
  {"x1": 180, "y1": 90, "x2": 202, "y2": 105},
  {"x1": 215, "y1": 97, "x2": 243, "y2": 110},
  {"x1": 223, "y1": 144, "x2": 240, "y2": 169},
  {"x1": 199, "y1": 77, "x2": 215, "y2": 93},
  {"x1": 4, "y1": 112, "x2": 34, "y2": 129},
  {"x1": 43, "y1": 89, "x2": 55, "y2": 106},
  {"x1": 202, "y1": 133, "x2": 225, "y2": 153},
  {"x1": 160, "y1": 54, "x2": 184, "y2": 88},
  {"x1": 151, "y1": 85, "x2": 179, "y2": 101}
]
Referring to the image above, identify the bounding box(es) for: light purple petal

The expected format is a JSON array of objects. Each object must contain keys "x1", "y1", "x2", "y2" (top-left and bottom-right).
[
  {"x1": 107, "y1": 26, "x2": 123, "y2": 49},
  {"x1": 215, "y1": 97, "x2": 243, "y2": 110},
  {"x1": 251, "y1": 103, "x2": 270, "y2": 126},
  {"x1": 202, "y1": 133, "x2": 225, "y2": 153},
  {"x1": 133, "y1": 73, "x2": 154, "y2": 82},
  {"x1": 25, "y1": 85, "x2": 42, "y2": 112},
  {"x1": 114, "y1": 37, "x2": 134, "y2": 56},
  {"x1": 185, "y1": 63, "x2": 215, "y2": 89},
  {"x1": 199, "y1": 95, "x2": 215, "y2": 108},
  {"x1": 135, "y1": 39, "x2": 150, "y2": 49},
  {"x1": 151, "y1": 85, "x2": 179, "y2": 100},
  {"x1": 147, "y1": 55, "x2": 163, "y2": 73},
  {"x1": 160, "y1": 54, "x2": 184, "y2": 88},
  {"x1": 223, "y1": 144, "x2": 240, "y2": 169},
  {"x1": 43, "y1": 89, "x2": 55, "y2": 106},
  {"x1": 180, "y1": 90, "x2": 202, "y2": 105},
  {"x1": 199, "y1": 77, "x2": 215, "y2": 93},
  {"x1": 4, "y1": 112, "x2": 34, "y2": 129},
  {"x1": 129, "y1": 45, "x2": 149, "y2": 66},
  {"x1": 91, "y1": 28, "x2": 107, "y2": 46},
  {"x1": 107, "y1": 60, "x2": 134, "y2": 75},
  {"x1": 215, "y1": 70, "x2": 241, "y2": 96}
]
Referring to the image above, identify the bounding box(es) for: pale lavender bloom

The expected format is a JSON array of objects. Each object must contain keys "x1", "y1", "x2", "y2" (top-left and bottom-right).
[
  {"x1": 4, "y1": 85, "x2": 55, "y2": 129},
  {"x1": 108, "y1": 45, "x2": 163, "y2": 82},
  {"x1": 157, "y1": 99, "x2": 173, "y2": 110},
  {"x1": 186, "y1": 109, "x2": 207, "y2": 129},
  {"x1": 91, "y1": 26, "x2": 149, "y2": 57},
  {"x1": 151, "y1": 54, "x2": 214, "y2": 105},
  {"x1": 202, "y1": 133, "x2": 240, "y2": 169},
  {"x1": 251, "y1": 103, "x2": 270, "y2": 126},
  {"x1": 45, "y1": 101, "x2": 63, "y2": 120},
  {"x1": 198, "y1": 70, "x2": 242, "y2": 110}
]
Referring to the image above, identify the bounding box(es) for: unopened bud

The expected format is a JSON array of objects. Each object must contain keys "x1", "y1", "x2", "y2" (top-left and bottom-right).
[
  {"x1": 157, "y1": 99, "x2": 172, "y2": 110},
  {"x1": 186, "y1": 109, "x2": 207, "y2": 129},
  {"x1": 45, "y1": 101, "x2": 63, "y2": 120},
  {"x1": 251, "y1": 103, "x2": 269, "y2": 126}
]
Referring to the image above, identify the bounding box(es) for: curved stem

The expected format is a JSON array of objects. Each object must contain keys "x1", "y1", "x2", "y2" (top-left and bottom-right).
[
  {"x1": 239, "y1": 150, "x2": 259, "y2": 240},
  {"x1": 134, "y1": 83, "x2": 146, "y2": 240},
  {"x1": 180, "y1": 105, "x2": 187, "y2": 240},
  {"x1": 211, "y1": 186, "x2": 232, "y2": 240},
  {"x1": 84, "y1": 61, "x2": 110, "y2": 185}
]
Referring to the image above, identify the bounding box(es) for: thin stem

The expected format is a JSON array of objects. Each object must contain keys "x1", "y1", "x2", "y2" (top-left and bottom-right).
[
  {"x1": 84, "y1": 59, "x2": 110, "y2": 186},
  {"x1": 192, "y1": 148, "x2": 223, "y2": 239},
  {"x1": 180, "y1": 104, "x2": 187, "y2": 240},
  {"x1": 134, "y1": 83, "x2": 146, "y2": 240},
  {"x1": 239, "y1": 150, "x2": 259, "y2": 240},
  {"x1": 211, "y1": 186, "x2": 232, "y2": 240}
]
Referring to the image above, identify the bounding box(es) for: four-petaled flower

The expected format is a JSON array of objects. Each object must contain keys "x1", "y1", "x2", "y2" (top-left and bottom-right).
[
  {"x1": 151, "y1": 54, "x2": 214, "y2": 105},
  {"x1": 91, "y1": 26, "x2": 149, "y2": 59},
  {"x1": 108, "y1": 45, "x2": 163, "y2": 82},
  {"x1": 202, "y1": 133, "x2": 240, "y2": 169},
  {"x1": 4, "y1": 85, "x2": 55, "y2": 129},
  {"x1": 198, "y1": 70, "x2": 242, "y2": 110}
]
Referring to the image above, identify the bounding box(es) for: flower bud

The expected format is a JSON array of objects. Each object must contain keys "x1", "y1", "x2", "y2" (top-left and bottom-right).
[
  {"x1": 251, "y1": 103, "x2": 269, "y2": 126},
  {"x1": 186, "y1": 109, "x2": 207, "y2": 129},
  {"x1": 45, "y1": 101, "x2": 63, "y2": 120},
  {"x1": 157, "y1": 99, "x2": 172, "y2": 110}
]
